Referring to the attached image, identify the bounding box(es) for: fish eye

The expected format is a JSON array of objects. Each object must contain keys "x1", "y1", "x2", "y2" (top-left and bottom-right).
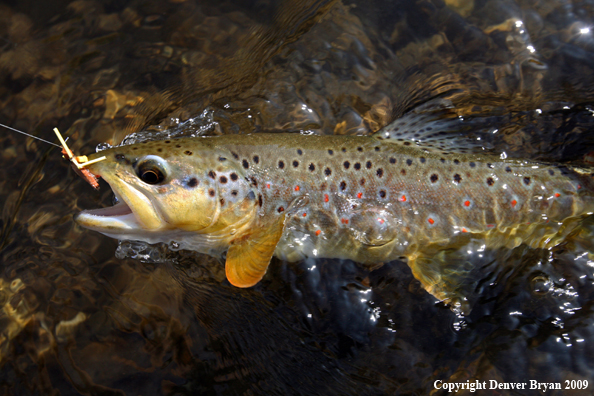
[{"x1": 135, "y1": 156, "x2": 167, "y2": 185}]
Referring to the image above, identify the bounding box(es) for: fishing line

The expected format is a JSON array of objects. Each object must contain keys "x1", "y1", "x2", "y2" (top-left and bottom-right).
[{"x1": 0, "y1": 122, "x2": 64, "y2": 148}]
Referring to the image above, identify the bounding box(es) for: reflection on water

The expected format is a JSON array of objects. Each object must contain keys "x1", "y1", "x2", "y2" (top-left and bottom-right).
[{"x1": 1, "y1": 0, "x2": 594, "y2": 394}]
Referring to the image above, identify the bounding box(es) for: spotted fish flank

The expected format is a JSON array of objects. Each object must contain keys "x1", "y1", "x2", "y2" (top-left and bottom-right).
[{"x1": 75, "y1": 106, "x2": 594, "y2": 310}]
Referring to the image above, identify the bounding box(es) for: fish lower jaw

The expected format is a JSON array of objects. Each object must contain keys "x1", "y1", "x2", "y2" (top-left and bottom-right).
[{"x1": 76, "y1": 201, "x2": 159, "y2": 234}]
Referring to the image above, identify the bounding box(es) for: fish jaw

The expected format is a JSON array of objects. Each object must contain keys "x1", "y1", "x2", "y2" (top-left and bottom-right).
[{"x1": 75, "y1": 162, "x2": 167, "y2": 238}]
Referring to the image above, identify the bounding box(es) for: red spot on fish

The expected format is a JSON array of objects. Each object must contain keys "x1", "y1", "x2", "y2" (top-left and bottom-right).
[
  {"x1": 341, "y1": 218, "x2": 349, "y2": 224},
  {"x1": 464, "y1": 200, "x2": 470, "y2": 207},
  {"x1": 324, "y1": 194, "x2": 329, "y2": 202},
  {"x1": 462, "y1": 228, "x2": 468, "y2": 233},
  {"x1": 295, "y1": 186, "x2": 300, "y2": 191},
  {"x1": 357, "y1": 192, "x2": 363, "y2": 199},
  {"x1": 378, "y1": 218, "x2": 385, "y2": 224},
  {"x1": 428, "y1": 218, "x2": 435, "y2": 225},
  {"x1": 315, "y1": 230, "x2": 321, "y2": 236},
  {"x1": 578, "y1": 184, "x2": 582, "y2": 189},
  {"x1": 399, "y1": 195, "x2": 407, "y2": 202},
  {"x1": 487, "y1": 224, "x2": 495, "y2": 228},
  {"x1": 554, "y1": 193, "x2": 561, "y2": 197},
  {"x1": 266, "y1": 183, "x2": 271, "y2": 189},
  {"x1": 511, "y1": 199, "x2": 517, "y2": 207},
  {"x1": 302, "y1": 213, "x2": 307, "y2": 217}
]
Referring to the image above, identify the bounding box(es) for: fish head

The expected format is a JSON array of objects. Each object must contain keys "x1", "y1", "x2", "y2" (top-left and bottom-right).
[{"x1": 75, "y1": 138, "x2": 258, "y2": 245}]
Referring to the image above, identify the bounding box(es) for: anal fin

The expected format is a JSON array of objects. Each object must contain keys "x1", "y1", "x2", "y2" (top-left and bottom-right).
[{"x1": 225, "y1": 215, "x2": 285, "y2": 288}]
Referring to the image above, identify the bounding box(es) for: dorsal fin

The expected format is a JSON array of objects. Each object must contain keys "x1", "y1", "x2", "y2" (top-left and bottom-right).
[{"x1": 373, "y1": 98, "x2": 500, "y2": 156}]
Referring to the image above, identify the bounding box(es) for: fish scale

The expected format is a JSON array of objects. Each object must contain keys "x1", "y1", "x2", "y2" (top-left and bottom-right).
[
  {"x1": 75, "y1": 109, "x2": 594, "y2": 310},
  {"x1": 220, "y1": 134, "x2": 590, "y2": 254}
]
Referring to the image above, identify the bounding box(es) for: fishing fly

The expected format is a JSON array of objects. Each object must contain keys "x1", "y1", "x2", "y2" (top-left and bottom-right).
[{"x1": 0, "y1": 123, "x2": 106, "y2": 189}]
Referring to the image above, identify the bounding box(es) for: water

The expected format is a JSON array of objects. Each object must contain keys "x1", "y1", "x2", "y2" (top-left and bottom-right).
[{"x1": 1, "y1": 0, "x2": 594, "y2": 394}]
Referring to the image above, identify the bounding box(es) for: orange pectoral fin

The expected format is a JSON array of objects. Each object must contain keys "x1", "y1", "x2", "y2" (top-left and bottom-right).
[{"x1": 225, "y1": 215, "x2": 286, "y2": 288}]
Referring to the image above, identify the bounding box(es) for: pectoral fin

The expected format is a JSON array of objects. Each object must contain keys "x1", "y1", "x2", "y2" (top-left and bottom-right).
[{"x1": 225, "y1": 216, "x2": 285, "y2": 287}]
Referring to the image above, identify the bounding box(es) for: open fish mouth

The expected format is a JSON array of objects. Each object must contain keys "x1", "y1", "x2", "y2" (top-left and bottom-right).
[
  {"x1": 75, "y1": 192, "x2": 144, "y2": 233},
  {"x1": 75, "y1": 172, "x2": 166, "y2": 235}
]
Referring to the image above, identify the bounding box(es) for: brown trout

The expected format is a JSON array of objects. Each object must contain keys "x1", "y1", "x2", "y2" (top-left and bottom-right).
[{"x1": 75, "y1": 108, "x2": 594, "y2": 308}]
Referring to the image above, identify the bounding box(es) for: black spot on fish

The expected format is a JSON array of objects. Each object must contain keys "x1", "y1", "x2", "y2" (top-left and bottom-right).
[
  {"x1": 242, "y1": 159, "x2": 249, "y2": 169},
  {"x1": 231, "y1": 190, "x2": 238, "y2": 196},
  {"x1": 379, "y1": 190, "x2": 386, "y2": 198},
  {"x1": 324, "y1": 167, "x2": 332, "y2": 176},
  {"x1": 523, "y1": 177, "x2": 531, "y2": 186},
  {"x1": 219, "y1": 156, "x2": 227, "y2": 162},
  {"x1": 157, "y1": 148, "x2": 162, "y2": 153},
  {"x1": 247, "y1": 191, "x2": 256, "y2": 200},
  {"x1": 375, "y1": 146, "x2": 380, "y2": 152},
  {"x1": 187, "y1": 178, "x2": 198, "y2": 188},
  {"x1": 549, "y1": 169, "x2": 554, "y2": 176},
  {"x1": 366, "y1": 161, "x2": 372, "y2": 169},
  {"x1": 342, "y1": 148, "x2": 347, "y2": 152},
  {"x1": 279, "y1": 160, "x2": 285, "y2": 169},
  {"x1": 340, "y1": 181, "x2": 346, "y2": 190},
  {"x1": 297, "y1": 149, "x2": 303, "y2": 155},
  {"x1": 208, "y1": 189, "x2": 215, "y2": 197},
  {"x1": 344, "y1": 161, "x2": 350, "y2": 169},
  {"x1": 469, "y1": 162, "x2": 476, "y2": 168},
  {"x1": 219, "y1": 176, "x2": 228, "y2": 184},
  {"x1": 258, "y1": 194, "x2": 263, "y2": 207},
  {"x1": 486, "y1": 177, "x2": 494, "y2": 186},
  {"x1": 376, "y1": 168, "x2": 384, "y2": 178},
  {"x1": 454, "y1": 174, "x2": 462, "y2": 183},
  {"x1": 247, "y1": 176, "x2": 258, "y2": 188},
  {"x1": 184, "y1": 150, "x2": 193, "y2": 155},
  {"x1": 360, "y1": 178, "x2": 366, "y2": 186},
  {"x1": 220, "y1": 198, "x2": 225, "y2": 206},
  {"x1": 253, "y1": 155, "x2": 259, "y2": 164},
  {"x1": 328, "y1": 149, "x2": 334, "y2": 155},
  {"x1": 357, "y1": 147, "x2": 363, "y2": 152},
  {"x1": 404, "y1": 142, "x2": 411, "y2": 146},
  {"x1": 487, "y1": 163, "x2": 494, "y2": 169},
  {"x1": 401, "y1": 169, "x2": 406, "y2": 175},
  {"x1": 309, "y1": 163, "x2": 315, "y2": 172},
  {"x1": 440, "y1": 158, "x2": 445, "y2": 163},
  {"x1": 175, "y1": 145, "x2": 181, "y2": 148},
  {"x1": 230, "y1": 173, "x2": 238, "y2": 181},
  {"x1": 420, "y1": 157, "x2": 426, "y2": 163},
  {"x1": 354, "y1": 162, "x2": 361, "y2": 170},
  {"x1": 430, "y1": 174, "x2": 438, "y2": 183},
  {"x1": 277, "y1": 206, "x2": 284, "y2": 213},
  {"x1": 406, "y1": 159, "x2": 412, "y2": 166},
  {"x1": 389, "y1": 157, "x2": 396, "y2": 164},
  {"x1": 454, "y1": 159, "x2": 460, "y2": 165},
  {"x1": 231, "y1": 151, "x2": 239, "y2": 159},
  {"x1": 293, "y1": 160, "x2": 299, "y2": 168},
  {"x1": 506, "y1": 166, "x2": 512, "y2": 173},
  {"x1": 208, "y1": 171, "x2": 216, "y2": 179},
  {"x1": 132, "y1": 147, "x2": 138, "y2": 150}
]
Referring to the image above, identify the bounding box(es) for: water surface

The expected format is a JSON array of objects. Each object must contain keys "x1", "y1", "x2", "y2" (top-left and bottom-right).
[{"x1": 1, "y1": 0, "x2": 594, "y2": 394}]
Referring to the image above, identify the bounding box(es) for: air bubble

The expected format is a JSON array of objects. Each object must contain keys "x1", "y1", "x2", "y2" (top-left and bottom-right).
[
  {"x1": 96, "y1": 142, "x2": 113, "y2": 152},
  {"x1": 531, "y1": 275, "x2": 552, "y2": 295}
]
